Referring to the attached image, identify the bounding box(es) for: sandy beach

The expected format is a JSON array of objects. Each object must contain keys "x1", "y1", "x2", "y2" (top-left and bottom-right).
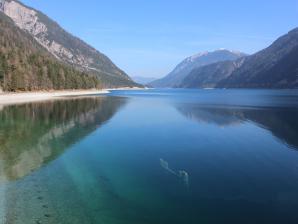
[{"x1": 0, "y1": 89, "x2": 110, "y2": 106}]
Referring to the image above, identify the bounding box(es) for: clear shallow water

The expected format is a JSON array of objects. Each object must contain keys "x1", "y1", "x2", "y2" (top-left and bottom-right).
[{"x1": 0, "y1": 89, "x2": 298, "y2": 224}]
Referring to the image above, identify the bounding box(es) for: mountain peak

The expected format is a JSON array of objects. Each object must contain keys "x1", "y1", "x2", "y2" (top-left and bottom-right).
[
  {"x1": 186, "y1": 49, "x2": 246, "y2": 63},
  {"x1": 179, "y1": 27, "x2": 298, "y2": 89},
  {"x1": 150, "y1": 49, "x2": 246, "y2": 87},
  {"x1": 288, "y1": 27, "x2": 298, "y2": 34},
  {"x1": 188, "y1": 51, "x2": 209, "y2": 62},
  {"x1": 215, "y1": 48, "x2": 247, "y2": 56}
]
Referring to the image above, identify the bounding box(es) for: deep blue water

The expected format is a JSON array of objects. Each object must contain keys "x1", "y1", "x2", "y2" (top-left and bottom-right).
[{"x1": 1, "y1": 89, "x2": 298, "y2": 224}]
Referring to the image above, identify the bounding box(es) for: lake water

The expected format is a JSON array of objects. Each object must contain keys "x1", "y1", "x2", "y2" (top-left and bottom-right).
[{"x1": 1, "y1": 89, "x2": 298, "y2": 224}]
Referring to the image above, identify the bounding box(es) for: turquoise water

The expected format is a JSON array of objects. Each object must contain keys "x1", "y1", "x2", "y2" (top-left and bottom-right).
[{"x1": 1, "y1": 89, "x2": 298, "y2": 223}]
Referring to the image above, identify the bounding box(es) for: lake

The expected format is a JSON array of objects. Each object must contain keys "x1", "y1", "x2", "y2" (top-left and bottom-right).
[{"x1": 1, "y1": 89, "x2": 298, "y2": 224}]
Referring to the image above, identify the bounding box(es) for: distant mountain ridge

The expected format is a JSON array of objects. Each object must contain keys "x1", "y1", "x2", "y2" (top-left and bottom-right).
[
  {"x1": 180, "y1": 59, "x2": 246, "y2": 88},
  {"x1": 0, "y1": 0, "x2": 140, "y2": 88},
  {"x1": 150, "y1": 49, "x2": 247, "y2": 87},
  {"x1": 132, "y1": 76, "x2": 156, "y2": 85},
  {"x1": 180, "y1": 27, "x2": 298, "y2": 89}
]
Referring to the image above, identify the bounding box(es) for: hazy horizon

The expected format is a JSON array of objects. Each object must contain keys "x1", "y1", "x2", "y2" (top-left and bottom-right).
[{"x1": 21, "y1": 0, "x2": 298, "y2": 78}]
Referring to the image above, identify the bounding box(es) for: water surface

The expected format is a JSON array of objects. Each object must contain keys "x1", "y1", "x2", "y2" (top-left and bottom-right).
[{"x1": 1, "y1": 89, "x2": 298, "y2": 224}]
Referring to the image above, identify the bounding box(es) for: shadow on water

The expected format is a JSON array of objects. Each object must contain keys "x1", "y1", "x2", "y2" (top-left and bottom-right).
[{"x1": 0, "y1": 96, "x2": 128, "y2": 182}]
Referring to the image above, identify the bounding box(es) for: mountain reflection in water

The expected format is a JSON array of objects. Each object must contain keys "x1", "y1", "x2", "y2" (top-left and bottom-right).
[
  {"x1": 0, "y1": 96, "x2": 127, "y2": 182},
  {"x1": 175, "y1": 104, "x2": 298, "y2": 150},
  {"x1": 1, "y1": 89, "x2": 298, "y2": 224}
]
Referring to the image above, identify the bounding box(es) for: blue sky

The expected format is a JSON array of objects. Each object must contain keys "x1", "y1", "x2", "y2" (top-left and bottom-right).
[{"x1": 22, "y1": 0, "x2": 298, "y2": 78}]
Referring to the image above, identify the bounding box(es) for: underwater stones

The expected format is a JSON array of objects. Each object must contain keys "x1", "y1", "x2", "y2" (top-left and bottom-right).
[
  {"x1": 160, "y1": 158, "x2": 176, "y2": 175},
  {"x1": 178, "y1": 170, "x2": 190, "y2": 187},
  {"x1": 160, "y1": 158, "x2": 169, "y2": 170},
  {"x1": 160, "y1": 158, "x2": 190, "y2": 187}
]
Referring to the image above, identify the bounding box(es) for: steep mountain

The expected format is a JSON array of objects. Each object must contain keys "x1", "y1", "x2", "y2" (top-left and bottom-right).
[
  {"x1": 132, "y1": 76, "x2": 156, "y2": 85},
  {"x1": 0, "y1": 11, "x2": 100, "y2": 91},
  {"x1": 218, "y1": 28, "x2": 298, "y2": 88},
  {"x1": 0, "y1": 0, "x2": 140, "y2": 89},
  {"x1": 179, "y1": 59, "x2": 245, "y2": 88},
  {"x1": 149, "y1": 49, "x2": 246, "y2": 88},
  {"x1": 181, "y1": 28, "x2": 298, "y2": 89}
]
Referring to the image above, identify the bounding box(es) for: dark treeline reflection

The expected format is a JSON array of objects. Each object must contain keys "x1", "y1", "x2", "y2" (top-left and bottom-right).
[
  {"x1": 0, "y1": 96, "x2": 127, "y2": 181},
  {"x1": 176, "y1": 103, "x2": 298, "y2": 150}
]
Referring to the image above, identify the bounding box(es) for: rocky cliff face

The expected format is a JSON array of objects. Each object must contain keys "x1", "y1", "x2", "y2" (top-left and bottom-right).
[
  {"x1": 0, "y1": 11, "x2": 101, "y2": 91},
  {"x1": 1, "y1": 1, "x2": 81, "y2": 66},
  {"x1": 0, "y1": 0, "x2": 139, "y2": 88}
]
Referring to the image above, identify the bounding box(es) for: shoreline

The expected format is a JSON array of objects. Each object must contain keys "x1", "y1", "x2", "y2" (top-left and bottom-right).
[
  {"x1": 0, "y1": 89, "x2": 110, "y2": 106},
  {"x1": 0, "y1": 87, "x2": 146, "y2": 106}
]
